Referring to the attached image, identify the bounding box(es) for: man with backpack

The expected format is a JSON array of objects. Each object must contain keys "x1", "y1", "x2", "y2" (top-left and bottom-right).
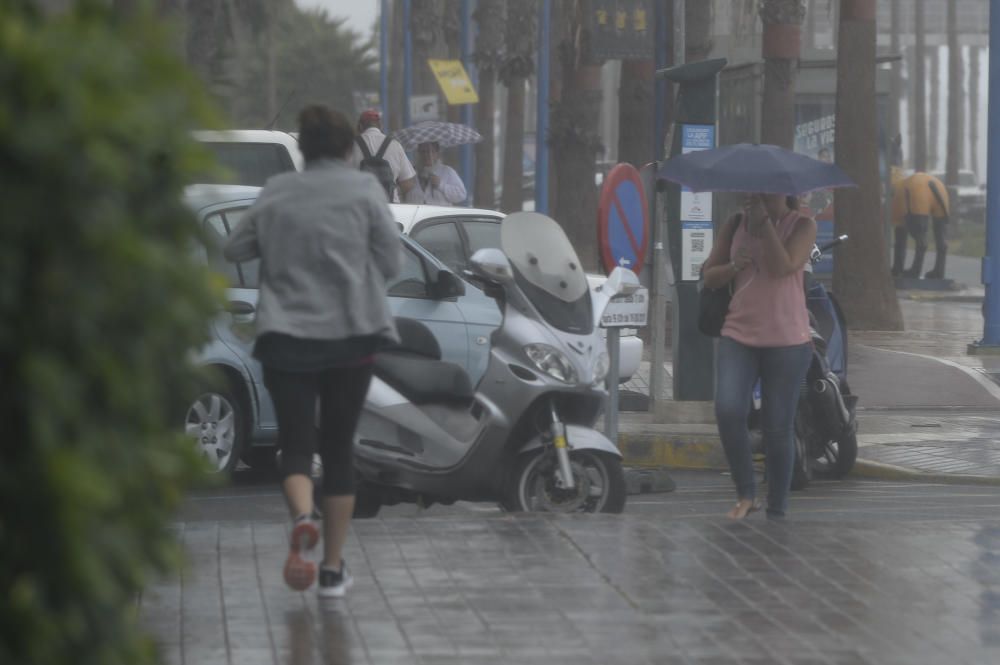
[{"x1": 352, "y1": 109, "x2": 416, "y2": 202}]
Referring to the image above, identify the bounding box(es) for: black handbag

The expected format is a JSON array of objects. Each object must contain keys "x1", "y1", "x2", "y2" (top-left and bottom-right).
[
  {"x1": 697, "y1": 281, "x2": 732, "y2": 337},
  {"x1": 697, "y1": 213, "x2": 743, "y2": 337}
]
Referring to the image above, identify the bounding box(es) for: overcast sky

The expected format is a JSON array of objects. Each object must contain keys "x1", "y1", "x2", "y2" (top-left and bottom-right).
[{"x1": 294, "y1": 0, "x2": 378, "y2": 36}]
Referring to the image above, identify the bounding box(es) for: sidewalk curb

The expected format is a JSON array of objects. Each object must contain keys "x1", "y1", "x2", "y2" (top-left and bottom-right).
[
  {"x1": 617, "y1": 429, "x2": 1000, "y2": 485},
  {"x1": 901, "y1": 292, "x2": 983, "y2": 304},
  {"x1": 851, "y1": 459, "x2": 1000, "y2": 486}
]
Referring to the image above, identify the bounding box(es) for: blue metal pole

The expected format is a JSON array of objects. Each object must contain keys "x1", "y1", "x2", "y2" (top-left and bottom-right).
[
  {"x1": 535, "y1": 0, "x2": 551, "y2": 214},
  {"x1": 380, "y1": 0, "x2": 389, "y2": 121},
  {"x1": 403, "y1": 0, "x2": 412, "y2": 128},
  {"x1": 982, "y1": 0, "x2": 1000, "y2": 345},
  {"x1": 460, "y1": 0, "x2": 475, "y2": 204}
]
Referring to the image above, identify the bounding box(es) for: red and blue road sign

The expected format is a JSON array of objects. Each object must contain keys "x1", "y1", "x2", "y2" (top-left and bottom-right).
[{"x1": 597, "y1": 163, "x2": 649, "y2": 277}]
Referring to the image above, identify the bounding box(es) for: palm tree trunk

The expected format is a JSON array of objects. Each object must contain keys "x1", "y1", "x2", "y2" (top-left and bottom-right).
[
  {"x1": 969, "y1": 46, "x2": 981, "y2": 175},
  {"x1": 501, "y1": 77, "x2": 527, "y2": 212},
  {"x1": 929, "y1": 44, "x2": 939, "y2": 171},
  {"x1": 473, "y1": 0, "x2": 505, "y2": 208},
  {"x1": 759, "y1": 1, "x2": 806, "y2": 149},
  {"x1": 888, "y1": 0, "x2": 901, "y2": 147},
  {"x1": 500, "y1": 0, "x2": 535, "y2": 213},
  {"x1": 553, "y1": 62, "x2": 603, "y2": 270},
  {"x1": 944, "y1": 0, "x2": 962, "y2": 191},
  {"x1": 617, "y1": 60, "x2": 654, "y2": 168},
  {"x1": 912, "y1": 0, "x2": 927, "y2": 172},
  {"x1": 833, "y1": 0, "x2": 902, "y2": 330},
  {"x1": 389, "y1": 0, "x2": 404, "y2": 132}
]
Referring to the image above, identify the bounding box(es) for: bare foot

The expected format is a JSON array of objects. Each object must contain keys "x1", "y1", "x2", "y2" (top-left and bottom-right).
[{"x1": 726, "y1": 498, "x2": 761, "y2": 520}]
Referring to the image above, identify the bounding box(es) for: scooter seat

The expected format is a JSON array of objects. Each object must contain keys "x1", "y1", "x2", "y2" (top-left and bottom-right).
[{"x1": 374, "y1": 351, "x2": 474, "y2": 406}]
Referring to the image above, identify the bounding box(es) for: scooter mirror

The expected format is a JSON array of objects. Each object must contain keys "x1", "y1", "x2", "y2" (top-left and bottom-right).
[
  {"x1": 604, "y1": 266, "x2": 641, "y2": 297},
  {"x1": 469, "y1": 247, "x2": 515, "y2": 284}
]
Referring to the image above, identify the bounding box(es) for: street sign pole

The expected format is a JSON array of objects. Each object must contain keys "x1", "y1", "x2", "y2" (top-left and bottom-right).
[
  {"x1": 604, "y1": 328, "x2": 621, "y2": 441},
  {"x1": 976, "y1": 0, "x2": 1000, "y2": 348},
  {"x1": 648, "y1": 0, "x2": 670, "y2": 409},
  {"x1": 535, "y1": 0, "x2": 551, "y2": 214}
]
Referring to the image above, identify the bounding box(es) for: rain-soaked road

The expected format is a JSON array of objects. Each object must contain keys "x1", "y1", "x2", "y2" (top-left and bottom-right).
[{"x1": 140, "y1": 471, "x2": 1000, "y2": 665}]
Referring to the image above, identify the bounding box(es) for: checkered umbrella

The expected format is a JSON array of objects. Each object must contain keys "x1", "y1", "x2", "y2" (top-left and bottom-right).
[{"x1": 393, "y1": 121, "x2": 482, "y2": 151}]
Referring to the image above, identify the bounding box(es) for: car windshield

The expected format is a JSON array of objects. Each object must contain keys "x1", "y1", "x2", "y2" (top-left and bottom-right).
[
  {"x1": 501, "y1": 212, "x2": 592, "y2": 335},
  {"x1": 200, "y1": 142, "x2": 295, "y2": 186}
]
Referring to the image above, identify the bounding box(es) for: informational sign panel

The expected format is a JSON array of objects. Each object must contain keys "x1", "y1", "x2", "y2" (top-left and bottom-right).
[
  {"x1": 586, "y1": 0, "x2": 653, "y2": 60},
  {"x1": 679, "y1": 124, "x2": 715, "y2": 281},
  {"x1": 428, "y1": 59, "x2": 479, "y2": 105},
  {"x1": 597, "y1": 163, "x2": 650, "y2": 277},
  {"x1": 601, "y1": 288, "x2": 649, "y2": 328},
  {"x1": 409, "y1": 94, "x2": 439, "y2": 122}
]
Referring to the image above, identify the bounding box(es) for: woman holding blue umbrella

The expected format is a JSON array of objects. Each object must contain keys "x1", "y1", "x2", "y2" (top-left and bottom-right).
[
  {"x1": 660, "y1": 143, "x2": 853, "y2": 520},
  {"x1": 701, "y1": 193, "x2": 816, "y2": 520}
]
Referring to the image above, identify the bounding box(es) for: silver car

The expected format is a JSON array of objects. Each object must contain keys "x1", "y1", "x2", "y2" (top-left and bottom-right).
[{"x1": 185, "y1": 185, "x2": 501, "y2": 473}]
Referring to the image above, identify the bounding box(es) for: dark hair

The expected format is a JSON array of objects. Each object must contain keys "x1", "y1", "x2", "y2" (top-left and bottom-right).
[
  {"x1": 297, "y1": 105, "x2": 353, "y2": 162},
  {"x1": 786, "y1": 195, "x2": 799, "y2": 210}
]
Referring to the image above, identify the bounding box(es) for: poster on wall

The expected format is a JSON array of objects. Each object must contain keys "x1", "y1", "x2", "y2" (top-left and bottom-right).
[
  {"x1": 795, "y1": 103, "x2": 837, "y2": 274},
  {"x1": 680, "y1": 124, "x2": 715, "y2": 281}
]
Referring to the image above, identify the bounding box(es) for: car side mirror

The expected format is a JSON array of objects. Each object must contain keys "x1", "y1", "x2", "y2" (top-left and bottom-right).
[{"x1": 430, "y1": 269, "x2": 466, "y2": 300}]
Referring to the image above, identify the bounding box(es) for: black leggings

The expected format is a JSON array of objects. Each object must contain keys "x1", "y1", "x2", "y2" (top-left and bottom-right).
[{"x1": 262, "y1": 363, "x2": 373, "y2": 496}]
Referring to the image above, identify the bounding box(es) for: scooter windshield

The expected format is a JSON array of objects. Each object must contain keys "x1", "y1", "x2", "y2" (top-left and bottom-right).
[{"x1": 501, "y1": 212, "x2": 593, "y2": 335}]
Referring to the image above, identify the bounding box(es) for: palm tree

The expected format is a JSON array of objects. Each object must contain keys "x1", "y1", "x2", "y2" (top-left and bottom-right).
[
  {"x1": 473, "y1": 0, "x2": 505, "y2": 208},
  {"x1": 832, "y1": 0, "x2": 902, "y2": 330},
  {"x1": 969, "y1": 46, "x2": 981, "y2": 176},
  {"x1": 912, "y1": 0, "x2": 927, "y2": 172},
  {"x1": 617, "y1": 60, "x2": 654, "y2": 168},
  {"x1": 945, "y1": 0, "x2": 963, "y2": 193},
  {"x1": 499, "y1": 0, "x2": 536, "y2": 213},
  {"x1": 759, "y1": 0, "x2": 806, "y2": 149},
  {"x1": 888, "y1": 0, "x2": 901, "y2": 149},
  {"x1": 550, "y1": 0, "x2": 603, "y2": 269}
]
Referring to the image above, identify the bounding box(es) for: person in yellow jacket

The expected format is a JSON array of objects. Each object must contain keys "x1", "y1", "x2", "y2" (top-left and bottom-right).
[{"x1": 891, "y1": 171, "x2": 950, "y2": 279}]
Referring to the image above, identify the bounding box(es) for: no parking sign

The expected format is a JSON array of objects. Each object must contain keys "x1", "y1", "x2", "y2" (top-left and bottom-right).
[{"x1": 597, "y1": 163, "x2": 649, "y2": 277}]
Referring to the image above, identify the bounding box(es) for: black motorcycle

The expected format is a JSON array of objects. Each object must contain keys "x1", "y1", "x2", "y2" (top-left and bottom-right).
[{"x1": 750, "y1": 235, "x2": 858, "y2": 490}]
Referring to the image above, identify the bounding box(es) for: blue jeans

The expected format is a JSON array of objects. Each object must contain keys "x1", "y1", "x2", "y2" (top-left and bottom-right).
[{"x1": 715, "y1": 337, "x2": 812, "y2": 517}]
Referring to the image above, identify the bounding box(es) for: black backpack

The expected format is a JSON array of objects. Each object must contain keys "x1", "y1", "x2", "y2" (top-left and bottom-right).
[{"x1": 356, "y1": 136, "x2": 395, "y2": 199}]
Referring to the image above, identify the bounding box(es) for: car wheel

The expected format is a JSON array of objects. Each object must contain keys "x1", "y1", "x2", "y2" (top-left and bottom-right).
[{"x1": 185, "y1": 388, "x2": 244, "y2": 474}]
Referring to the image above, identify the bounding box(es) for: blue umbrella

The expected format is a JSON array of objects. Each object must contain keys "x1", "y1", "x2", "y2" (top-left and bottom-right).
[{"x1": 657, "y1": 143, "x2": 856, "y2": 195}]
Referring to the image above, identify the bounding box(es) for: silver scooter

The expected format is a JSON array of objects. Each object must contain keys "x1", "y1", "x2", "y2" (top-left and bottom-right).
[{"x1": 352, "y1": 212, "x2": 641, "y2": 516}]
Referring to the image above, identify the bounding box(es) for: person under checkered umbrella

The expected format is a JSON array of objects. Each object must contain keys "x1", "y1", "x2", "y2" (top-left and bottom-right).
[{"x1": 404, "y1": 140, "x2": 467, "y2": 206}]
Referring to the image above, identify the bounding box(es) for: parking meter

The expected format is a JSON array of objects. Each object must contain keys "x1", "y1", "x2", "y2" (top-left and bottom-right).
[{"x1": 657, "y1": 58, "x2": 727, "y2": 401}]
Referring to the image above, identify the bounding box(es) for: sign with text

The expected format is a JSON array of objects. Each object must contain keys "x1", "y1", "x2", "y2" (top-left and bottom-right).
[
  {"x1": 601, "y1": 288, "x2": 649, "y2": 328},
  {"x1": 586, "y1": 0, "x2": 653, "y2": 60},
  {"x1": 428, "y1": 59, "x2": 479, "y2": 105},
  {"x1": 679, "y1": 124, "x2": 715, "y2": 281}
]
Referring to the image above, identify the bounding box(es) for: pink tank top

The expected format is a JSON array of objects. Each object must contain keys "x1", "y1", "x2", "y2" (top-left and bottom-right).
[{"x1": 721, "y1": 211, "x2": 811, "y2": 348}]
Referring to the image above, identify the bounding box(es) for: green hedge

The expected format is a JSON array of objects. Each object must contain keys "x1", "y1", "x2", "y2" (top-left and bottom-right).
[{"x1": 0, "y1": 5, "x2": 220, "y2": 665}]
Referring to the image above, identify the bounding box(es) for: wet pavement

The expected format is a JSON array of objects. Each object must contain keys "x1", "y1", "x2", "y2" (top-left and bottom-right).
[
  {"x1": 622, "y1": 296, "x2": 1000, "y2": 481},
  {"x1": 140, "y1": 471, "x2": 1000, "y2": 665}
]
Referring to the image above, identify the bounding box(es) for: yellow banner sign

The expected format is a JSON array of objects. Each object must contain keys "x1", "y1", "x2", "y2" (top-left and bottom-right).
[{"x1": 428, "y1": 59, "x2": 479, "y2": 105}]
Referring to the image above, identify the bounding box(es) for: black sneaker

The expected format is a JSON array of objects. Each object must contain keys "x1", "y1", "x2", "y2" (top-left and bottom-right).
[{"x1": 318, "y1": 561, "x2": 353, "y2": 598}]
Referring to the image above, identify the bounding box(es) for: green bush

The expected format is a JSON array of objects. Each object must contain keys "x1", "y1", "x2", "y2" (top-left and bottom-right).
[{"x1": 0, "y1": 5, "x2": 221, "y2": 665}]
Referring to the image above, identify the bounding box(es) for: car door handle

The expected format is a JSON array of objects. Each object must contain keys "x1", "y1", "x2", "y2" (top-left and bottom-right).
[{"x1": 226, "y1": 300, "x2": 256, "y2": 316}]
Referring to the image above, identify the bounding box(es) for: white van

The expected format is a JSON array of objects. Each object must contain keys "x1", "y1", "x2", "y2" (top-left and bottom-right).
[{"x1": 193, "y1": 130, "x2": 303, "y2": 186}]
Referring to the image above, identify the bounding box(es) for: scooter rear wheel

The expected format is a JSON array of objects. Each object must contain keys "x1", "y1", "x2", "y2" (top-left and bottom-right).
[{"x1": 503, "y1": 450, "x2": 627, "y2": 514}]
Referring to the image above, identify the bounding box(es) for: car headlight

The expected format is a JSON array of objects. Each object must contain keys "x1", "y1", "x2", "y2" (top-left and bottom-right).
[
  {"x1": 524, "y1": 344, "x2": 578, "y2": 384},
  {"x1": 593, "y1": 352, "x2": 610, "y2": 384}
]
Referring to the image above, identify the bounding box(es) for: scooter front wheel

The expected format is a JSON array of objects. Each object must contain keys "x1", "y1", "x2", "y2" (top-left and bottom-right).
[{"x1": 503, "y1": 450, "x2": 626, "y2": 514}]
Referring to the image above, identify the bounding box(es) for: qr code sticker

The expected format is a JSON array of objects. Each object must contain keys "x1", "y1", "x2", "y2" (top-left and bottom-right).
[
  {"x1": 690, "y1": 263, "x2": 702, "y2": 278},
  {"x1": 691, "y1": 232, "x2": 705, "y2": 253}
]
